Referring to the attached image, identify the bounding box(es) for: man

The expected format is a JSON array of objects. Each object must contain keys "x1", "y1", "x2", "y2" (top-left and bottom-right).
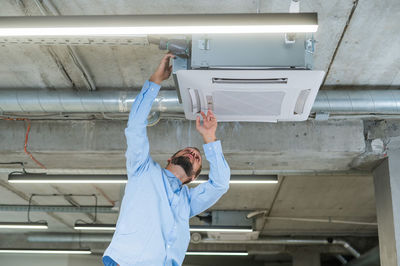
[{"x1": 103, "y1": 54, "x2": 230, "y2": 266}]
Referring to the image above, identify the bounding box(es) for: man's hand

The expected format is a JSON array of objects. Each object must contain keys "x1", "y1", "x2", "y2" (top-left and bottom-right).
[
  {"x1": 196, "y1": 110, "x2": 217, "y2": 144},
  {"x1": 149, "y1": 53, "x2": 175, "y2": 85}
]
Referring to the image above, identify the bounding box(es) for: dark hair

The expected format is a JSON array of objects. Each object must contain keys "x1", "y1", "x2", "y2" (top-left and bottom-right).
[{"x1": 170, "y1": 147, "x2": 202, "y2": 178}]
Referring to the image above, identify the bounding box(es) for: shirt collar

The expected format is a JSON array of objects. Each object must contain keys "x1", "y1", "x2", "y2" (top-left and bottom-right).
[{"x1": 164, "y1": 169, "x2": 182, "y2": 193}]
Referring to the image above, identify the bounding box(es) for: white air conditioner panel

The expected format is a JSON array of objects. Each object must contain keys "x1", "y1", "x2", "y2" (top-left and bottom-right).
[{"x1": 176, "y1": 70, "x2": 325, "y2": 122}]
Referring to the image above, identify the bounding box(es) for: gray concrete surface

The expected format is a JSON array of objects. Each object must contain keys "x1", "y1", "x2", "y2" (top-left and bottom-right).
[
  {"x1": 0, "y1": 119, "x2": 366, "y2": 170},
  {"x1": 373, "y1": 138, "x2": 400, "y2": 265}
]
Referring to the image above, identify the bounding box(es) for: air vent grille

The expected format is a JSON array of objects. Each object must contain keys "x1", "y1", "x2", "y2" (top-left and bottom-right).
[{"x1": 213, "y1": 91, "x2": 285, "y2": 117}]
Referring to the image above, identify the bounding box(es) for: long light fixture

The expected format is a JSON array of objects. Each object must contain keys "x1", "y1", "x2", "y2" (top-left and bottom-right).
[
  {"x1": 186, "y1": 251, "x2": 248, "y2": 256},
  {"x1": 8, "y1": 173, "x2": 278, "y2": 184},
  {"x1": 0, "y1": 249, "x2": 91, "y2": 254},
  {"x1": 0, "y1": 13, "x2": 318, "y2": 37},
  {"x1": 74, "y1": 224, "x2": 252, "y2": 233},
  {"x1": 192, "y1": 175, "x2": 278, "y2": 184},
  {"x1": 189, "y1": 225, "x2": 253, "y2": 233},
  {"x1": 0, "y1": 222, "x2": 48, "y2": 230},
  {"x1": 74, "y1": 223, "x2": 116, "y2": 231},
  {"x1": 8, "y1": 173, "x2": 126, "y2": 184}
]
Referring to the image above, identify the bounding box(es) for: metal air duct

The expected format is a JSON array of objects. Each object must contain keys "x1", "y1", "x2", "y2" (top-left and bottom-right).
[{"x1": 1, "y1": 89, "x2": 400, "y2": 114}]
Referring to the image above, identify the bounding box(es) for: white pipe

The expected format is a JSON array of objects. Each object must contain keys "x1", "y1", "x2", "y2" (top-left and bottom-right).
[
  {"x1": 201, "y1": 238, "x2": 361, "y2": 258},
  {"x1": 27, "y1": 234, "x2": 360, "y2": 258}
]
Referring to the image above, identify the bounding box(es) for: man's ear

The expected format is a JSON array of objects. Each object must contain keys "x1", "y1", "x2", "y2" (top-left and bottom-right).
[{"x1": 167, "y1": 158, "x2": 171, "y2": 165}]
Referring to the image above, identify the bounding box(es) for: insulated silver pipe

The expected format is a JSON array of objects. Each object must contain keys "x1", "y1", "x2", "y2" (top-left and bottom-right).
[
  {"x1": 0, "y1": 90, "x2": 182, "y2": 113},
  {"x1": 1, "y1": 89, "x2": 400, "y2": 114},
  {"x1": 313, "y1": 90, "x2": 400, "y2": 113}
]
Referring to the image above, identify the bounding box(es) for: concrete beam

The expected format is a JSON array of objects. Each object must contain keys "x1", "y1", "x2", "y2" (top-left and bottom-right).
[
  {"x1": 373, "y1": 137, "x2": 400, "y2": 265},
  {"x1": 0, "y1": 119, "x2": 365, "y2": 171}
]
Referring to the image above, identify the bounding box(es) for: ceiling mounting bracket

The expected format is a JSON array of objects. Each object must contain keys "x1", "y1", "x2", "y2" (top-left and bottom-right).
[
  {"x1": 285, "y1": 0, "x2": 301, "y2": 44},
  {"x1": 306, "y1": 35, "x2": 316, "y2": 54}
]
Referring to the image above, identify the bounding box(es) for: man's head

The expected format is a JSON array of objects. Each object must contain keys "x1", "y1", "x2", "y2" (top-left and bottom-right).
[{"x1": 167, "y1": 147, "x2": 202, "y2": 184}]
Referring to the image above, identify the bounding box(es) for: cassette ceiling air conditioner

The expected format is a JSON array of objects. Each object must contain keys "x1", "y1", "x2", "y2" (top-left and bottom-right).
[
  {"x1": 172, "y1": 32, "x2": 325, "y2": 122},
  {"x1": 176, "y1": 70, "x2": 324, "y2": 122}
]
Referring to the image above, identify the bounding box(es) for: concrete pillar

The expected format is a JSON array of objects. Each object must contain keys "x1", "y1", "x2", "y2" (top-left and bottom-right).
[
  {"x1": 291, "y1": 249, "x2": 320, "y2": 266},
  {"x1": 373, "y1": 138, "x2": 400, "y2": 266}
]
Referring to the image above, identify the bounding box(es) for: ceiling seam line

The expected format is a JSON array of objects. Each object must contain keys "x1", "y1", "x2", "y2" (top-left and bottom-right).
[
  {"x1": 321, "y1": 0, "x2": 360, "y2": 87},
  {"x1": 260, "y1": 175, "x2": 286, "y2": 233}
]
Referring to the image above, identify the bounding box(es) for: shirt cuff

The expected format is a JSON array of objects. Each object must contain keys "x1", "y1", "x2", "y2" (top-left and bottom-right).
[
  {"x1": 203, "y1": 140, "x2": 222, "y2": 158},
  {"x1": 144, "y1": 80, "x2": 161, "y2": 95}
]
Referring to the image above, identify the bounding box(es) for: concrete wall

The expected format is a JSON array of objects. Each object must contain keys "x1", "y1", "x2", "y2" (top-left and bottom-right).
[{"x1": 0, "y1": 119, "x2": 365, "y2": 171}]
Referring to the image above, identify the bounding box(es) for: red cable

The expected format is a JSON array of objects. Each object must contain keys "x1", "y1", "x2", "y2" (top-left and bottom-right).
[{"x1": 1, "y1": 116, "x2": 46, "y2": 169}]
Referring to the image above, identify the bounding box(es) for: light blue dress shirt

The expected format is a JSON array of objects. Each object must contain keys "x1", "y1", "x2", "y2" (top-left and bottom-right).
[{"x1": 103, "y1": 81, "x2": 230, "y2": 266}]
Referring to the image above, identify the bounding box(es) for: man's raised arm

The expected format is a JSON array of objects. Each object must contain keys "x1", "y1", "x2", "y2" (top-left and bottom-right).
[
  {"x1": 189, "y1": 110, "x2": 231, "y2": 216},
  {"x1": 125, "y1": 53, "x2": 174, "y2": 176}
]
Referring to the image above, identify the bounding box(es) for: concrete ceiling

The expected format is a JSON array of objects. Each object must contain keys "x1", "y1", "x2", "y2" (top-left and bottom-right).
[
  {"x1": 0, "y1": 0, "x2": 399, "y2": 89},
  {"x1": 0, "y1": 0, "x2": 399, "y2": 265}
]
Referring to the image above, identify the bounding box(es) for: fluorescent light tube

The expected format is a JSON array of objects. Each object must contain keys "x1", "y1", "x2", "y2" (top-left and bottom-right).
[
  {"x1": 0, "y1": 26, "x2": 317, "y2": 36},
  {"x1": 74, "y1": 224, "x2": 252, "y2": 233},
  {"x1": 0, "y1": 222, "x2": 48, "y2": 230},
  {"x1": 8, "y1": 180, "x2": 127, "y2": 184},
  {"x1": 189, "y1": 226, "x2": 253, "y2": 233},
  {"x1": 8, "y1": 173, "x2": 127, "y2": 184},
  {"x1": 192, "y1": 175, "x2": 278, "y2": 184},
  {"x1": 0, "y1": 14, "x2": 318, "y2": 37},
  {"x1": 74, "y1": 223, "x2": 116, "y2": 231},
  {"x1": 186, "y1": 251, "x2": 248, "y2": 256},
  {"x1": 192, "y1": 180, "x2": 279, "y2": 184},
  {"x1": 0, "y1": 249, "x2": 91, "y2": 254},
  {"x1": 8, "y1": 173, "x2": 278, "y2": 184}
]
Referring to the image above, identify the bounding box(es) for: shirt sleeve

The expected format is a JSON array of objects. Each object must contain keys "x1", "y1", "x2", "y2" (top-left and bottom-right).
[
  {"x1": 125, "y1": 80, "x2": 161, "y2": 177},
  {"x1": 188, "y1": 140, "x2": 231, "y2": 217}
]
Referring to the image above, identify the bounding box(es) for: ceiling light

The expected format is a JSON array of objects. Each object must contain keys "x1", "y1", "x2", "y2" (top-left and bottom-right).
[
  {"x1": 8, "y1": 173, "x2": 127, "y2": 184},
  {"x1": 0, "y1": 222, "x2": 48, "y2": 230},
  {"x1": 8, "y1": 173, "x2": 278, "y2": 184},
  {"x1": 189, "y1": 225, "x2": 253, "y2": 233},
  {"x1": 0, "y1": 13, "x2": 318, "y2": 37},
  {"x1": 0, "y1": 249, "x2": 91, "y2": 254},
  {"x1": 74, "y1": 223, "x2": 116, "y2": 231},
  {"x1": 192, "y1": 175, "x2": 278, "y2": 184},
  {"x1": 186, "y1": 251, "x2": 248, "y2": 256},
  {"x1": 73, "y1": 224, "x2": 252, "y2": 233}
]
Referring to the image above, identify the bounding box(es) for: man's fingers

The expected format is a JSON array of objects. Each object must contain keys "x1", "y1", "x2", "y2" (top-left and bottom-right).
[
  {"x1": 163, "y1": 53, "x2": 175, "y2": 63},
  {"x1": 159, "y1": 53, "x2": 174, "y2": 69},
  {"x1": 200, "y1": 111, "x2": 207, "y2": 121},
  {"x1": 196, "y1": 116, "x2": 201, "y2": 128}
]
